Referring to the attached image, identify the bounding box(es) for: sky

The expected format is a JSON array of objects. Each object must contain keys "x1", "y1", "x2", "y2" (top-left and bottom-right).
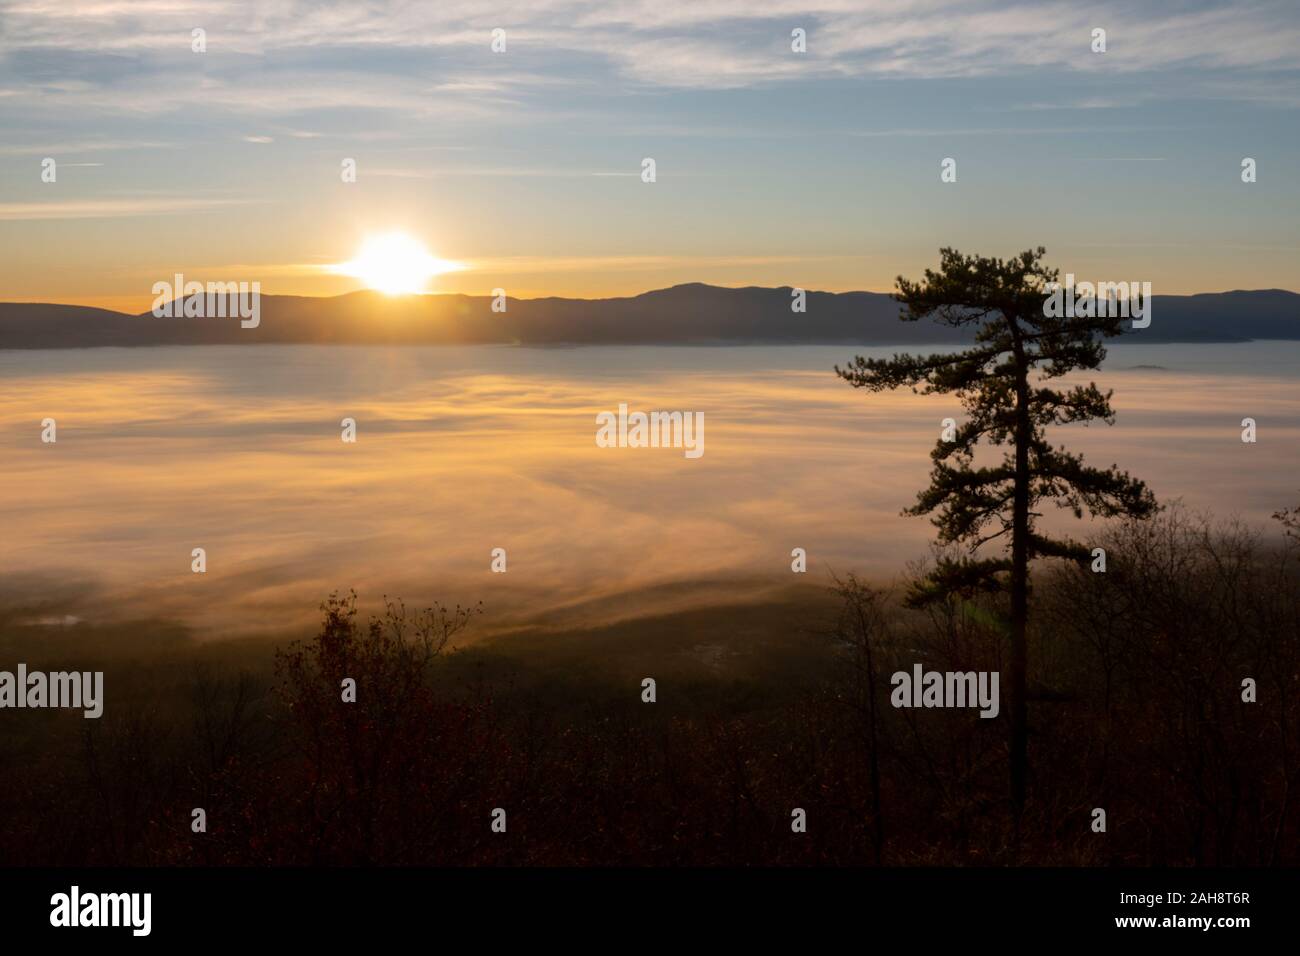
[{"x1": 1, "y1": 0, "x2": 1299, "y2": 311}]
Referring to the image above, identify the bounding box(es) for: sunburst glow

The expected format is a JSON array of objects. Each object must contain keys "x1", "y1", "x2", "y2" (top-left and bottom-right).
[{"x1": 333, "y1": 233, "x2": 461, "y2": 295}]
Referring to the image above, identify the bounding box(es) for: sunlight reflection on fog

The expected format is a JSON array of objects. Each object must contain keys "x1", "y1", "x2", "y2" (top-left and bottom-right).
[{"x1": 1, "y1": 343, "x2": 1297, "y2": 638}]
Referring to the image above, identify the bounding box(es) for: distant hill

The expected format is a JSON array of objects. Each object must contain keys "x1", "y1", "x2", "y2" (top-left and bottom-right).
[{"x1": 1, "y1": 285, "x2": 1297, "y2": 348}]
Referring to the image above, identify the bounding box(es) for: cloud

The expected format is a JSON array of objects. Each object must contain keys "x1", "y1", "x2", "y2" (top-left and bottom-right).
[
  {"x1": 458, "y1": 253, "x2": 868, "y2": 274},
  {"x1": 844, "y1": 124, "x2": 1179, "y2": 137},
  {"x1": 0, "y1": 0, "x2": 1295, "y2": 106},
  {"x1": 0, "y1": 139, "x2": 175, "y2": 154},
  {"x1": 367, "y1": 166, "x2": 647, "y2": 179},
  {"x1": 0, "y1": 196, "x2": 260, "y2": 220}
]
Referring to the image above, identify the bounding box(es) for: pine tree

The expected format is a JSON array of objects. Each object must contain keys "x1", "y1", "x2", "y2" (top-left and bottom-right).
[{"x1": 836, "y1": 247, "x2": 1158, "y2": 814}]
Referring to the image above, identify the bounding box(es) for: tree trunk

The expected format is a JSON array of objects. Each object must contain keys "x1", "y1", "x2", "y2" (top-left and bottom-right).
[{"x1": 1010, "y1": 346, "x2": 1030, "y2": 820}]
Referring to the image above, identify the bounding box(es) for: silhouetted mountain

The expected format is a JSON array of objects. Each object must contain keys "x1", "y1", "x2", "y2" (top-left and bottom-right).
[{"x1": 1, "y1": 285, "x2": 1296, "y2": 348}]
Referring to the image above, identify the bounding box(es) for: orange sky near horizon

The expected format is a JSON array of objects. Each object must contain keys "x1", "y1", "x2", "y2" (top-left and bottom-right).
[{"x1": 17, "y1": 248, "x2": 1300, "y2": 316}]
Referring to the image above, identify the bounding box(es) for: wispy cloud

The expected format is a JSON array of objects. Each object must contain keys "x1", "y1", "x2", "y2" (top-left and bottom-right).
[
  {"x1": 0, "y1": 196, "x2": 261, "y2": 221},
  {"x1": 845, "y1": 125, "x2": 1184, "y2": 137},
  {"x1": 459, "y1": 253, "x2": 869, "y2": 274},
  {"x1": 1, "y1": 0, "x2": 1296, "y2": 104},
  {"x1": 0, "y1": 139, "x2": 175, "y2": 154},
  {"x1": 368, "y1": 167, "x2": 649, "y2": 179}
]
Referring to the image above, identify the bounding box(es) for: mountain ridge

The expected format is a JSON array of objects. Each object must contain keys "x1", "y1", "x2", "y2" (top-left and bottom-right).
[{"x1": 1, "y1": 285, "x2": 1297, "y2": 348}]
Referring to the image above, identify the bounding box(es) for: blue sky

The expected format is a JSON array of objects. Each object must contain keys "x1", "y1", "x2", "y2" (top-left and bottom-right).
[{"x1": 1, "y1": 0, "x2": 1298, "y2": 309}]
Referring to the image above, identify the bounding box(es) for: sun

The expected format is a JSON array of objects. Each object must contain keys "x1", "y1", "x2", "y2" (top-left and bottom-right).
[{"x1": 333, "y1": 233, "x2": 460, "y2": 295}]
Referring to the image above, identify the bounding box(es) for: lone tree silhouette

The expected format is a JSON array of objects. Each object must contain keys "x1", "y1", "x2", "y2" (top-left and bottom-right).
[{"x1": 836, "y1": 247, "x2": 1157, "y2": 815}]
